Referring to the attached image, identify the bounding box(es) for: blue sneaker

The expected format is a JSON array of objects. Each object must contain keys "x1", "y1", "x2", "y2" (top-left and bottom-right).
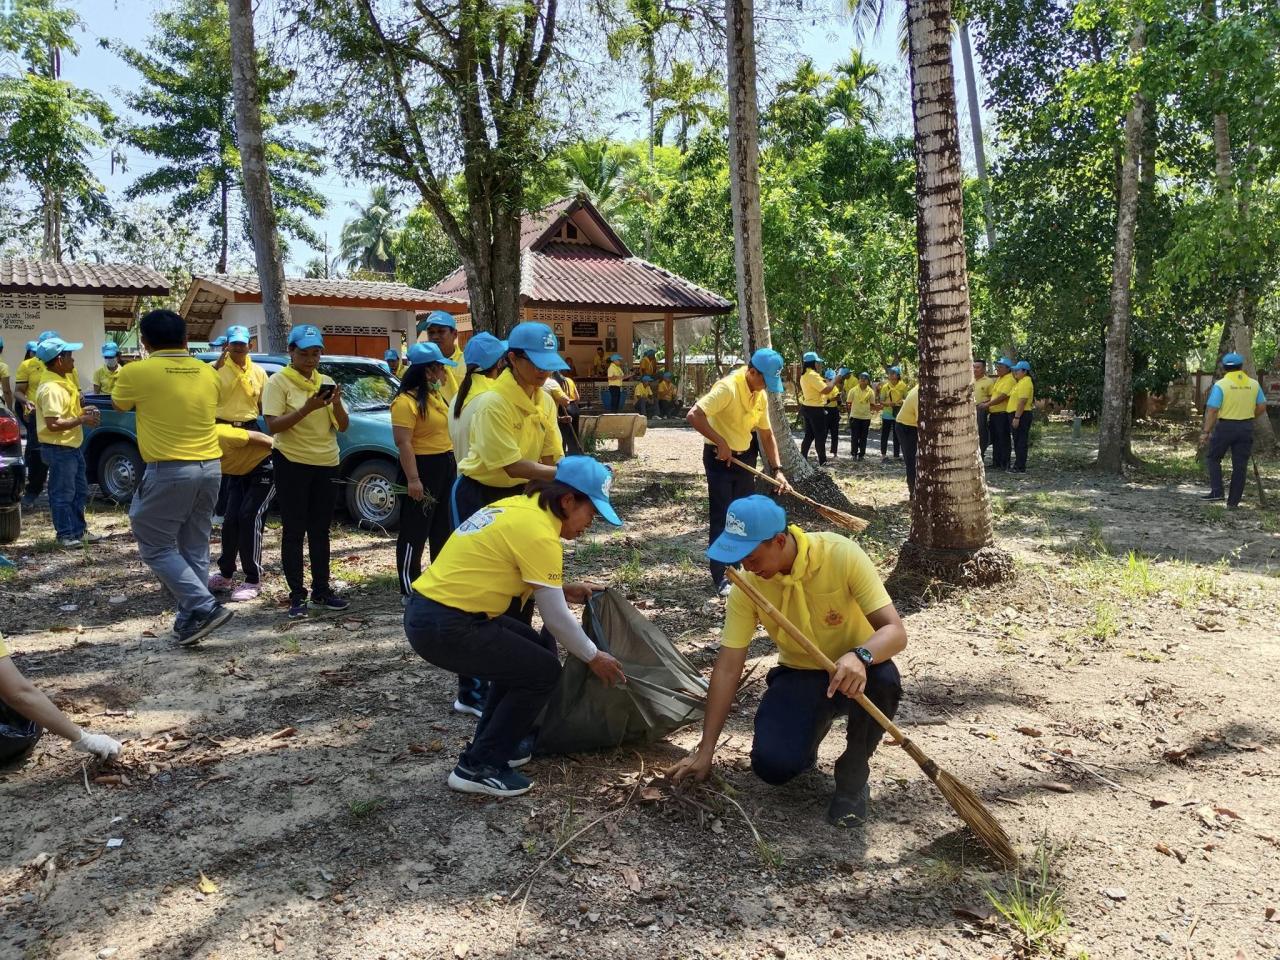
[
  {"x1": 447, "y1": 762, "x2": 532, "y2": 798},
  {"x1": 287, "y1": 599, "x2": 309, "y2": 620},
  {"x1": 453, "y1": 678, "x2": 488, "y2": 718},
  {"x1": 509, "y1": 734, "x2": 537, "y2": 769},
  {"x1": 310, "y1": 592, "x2": 349, "y2": 611}
]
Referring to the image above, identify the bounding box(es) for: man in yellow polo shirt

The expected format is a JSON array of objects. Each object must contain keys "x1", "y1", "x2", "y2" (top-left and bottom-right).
[
  {"x1": 92, "y1": 343, "x2": 122, "y2": 395},
  {"x1": 669, "y1": 496, "x2": 907, "y2": 827},
  {"x1": 16, "y1": 331, "x2": 79, "y2": 509},
  {"x1": 973, "y1": 359, "x2": 995, "y2": 465},
  {"x1": 980, "y1": 357, "x2": 1015, "y2": 470},
  {"x1": 606, "y1": 353, "x2": 625, "y2": 412},
  {"x1": 418, "y1": 311, "x2": 464, "y2": 401},
  {"x1": 112, "y1": 310, "x2": 231, "y2": 647},
  {"x1": 33, "y1": 337, "x2": 101, "y2": 546},
  {"x1": 895, "y1": 383, "x2": 920, "y2": 498},
  {"x1": 1200, "y1": 352, "x2": 1266, "y2": 508},
  {"x1": 1008, "y1": 360, "x2": 1035, "y2": 473},
  {"x1": 846, "y1": 372, "x2": 875, "y2": 460},
  {"x1": 687, "y1": 348, "x2": 791, "y2": 595}
]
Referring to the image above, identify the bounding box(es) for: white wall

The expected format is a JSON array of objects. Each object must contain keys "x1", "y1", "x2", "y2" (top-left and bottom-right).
[
  {"x1": 208, "y1": 304, "x2": 415, "y2": 353},
  {"x1": 0, "y1": 292, "x2": 108, "y2": 392}
]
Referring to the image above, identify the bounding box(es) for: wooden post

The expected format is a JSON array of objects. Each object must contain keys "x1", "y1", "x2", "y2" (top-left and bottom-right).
[{"x1": 664, "y1": 312, "x2": 674, "y2": 371}]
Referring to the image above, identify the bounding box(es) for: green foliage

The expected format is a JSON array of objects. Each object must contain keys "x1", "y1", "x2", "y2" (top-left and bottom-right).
[
  {"x1": 395, "y1": 204, "x2": 461, "y2": 290},
  {"x1": 339, "y1": 185, "x2": 401, "y2": 274},
  {"x1": 111, "y1": 0, "x2": 325, "y2": 270},
  {"x1": 985, "y1": 841, "x2": 1068, "y2": 954}
]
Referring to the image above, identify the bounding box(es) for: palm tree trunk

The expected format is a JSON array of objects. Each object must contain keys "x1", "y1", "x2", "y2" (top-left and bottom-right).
[
  {"x1": 228, "y1": 0, "x2": 291, "y2": 351},
  {"x1": 897, "y1": 0, "x2": 1006, "y2": 584},
  {"x1": 1097, "y1": 20, "x2": 1145, "y2": 473},
  {"x1": 42, "y1": 186, "x2": 62, "y2": 262},
  {"x1": 957, "y1": 20, "x2": 995, "y2": 251},
  {"x1": 218, "y1": 178, "x2": 229, "y2": 274},
  {"x1": 724, "y1": 0, "x2": 846, "y2": 506}
]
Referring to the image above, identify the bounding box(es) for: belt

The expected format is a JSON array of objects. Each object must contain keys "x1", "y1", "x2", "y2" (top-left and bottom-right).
[{"x1": 217, "y1": 418, "x2": 255, "y2": 428}]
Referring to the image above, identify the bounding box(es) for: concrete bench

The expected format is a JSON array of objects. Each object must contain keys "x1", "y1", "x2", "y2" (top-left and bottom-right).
[{"x1": 578, "y1": 413, "x2": 648, "y2": 457}]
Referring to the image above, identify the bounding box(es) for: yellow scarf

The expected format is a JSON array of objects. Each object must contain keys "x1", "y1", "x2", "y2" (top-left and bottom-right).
[
  {"x1": 765, "y1": 527, "x2": 818, "y2": 644},
  {"x1": 232, "y1": 356, "x2": 261, "y2": 399},
  {"x1": 281, "y1": 363, "x2": 321, "y2": 396}
]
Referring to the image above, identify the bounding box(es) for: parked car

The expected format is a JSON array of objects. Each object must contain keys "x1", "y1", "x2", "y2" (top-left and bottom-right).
[
  {"x1": 0, "y1": 399, "x2": 26, "y2": 543},
  {"x1": 81, "y1": 354, "x2": 405, "y2": 529}
]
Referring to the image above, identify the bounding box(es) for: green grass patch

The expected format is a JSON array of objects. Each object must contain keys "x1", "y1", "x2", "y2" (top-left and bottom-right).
[
  {"x1": 985, "y1": 841, "x2": 1068, "y2": 955},
  {"x1": 348, "y1": 796, "x2": 387, "y2": 819}
]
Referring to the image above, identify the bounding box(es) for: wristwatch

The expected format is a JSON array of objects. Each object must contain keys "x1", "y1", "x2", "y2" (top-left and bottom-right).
[{"x1": 854, "y1": 646, "x2": 874, "y2": 666}]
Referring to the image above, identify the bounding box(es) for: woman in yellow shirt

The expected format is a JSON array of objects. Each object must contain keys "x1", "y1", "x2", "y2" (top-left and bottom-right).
[
  {"x1": 449, "y1": 332, "x2": 508, "y2": 463},
  {"x1": 656, "y1": 371, "x2": 676, "y2": 417},
  {"x1": 606, "y1": 353, "x2": 625, "y2": 412},
  {"x1": 823, "y1": 368, "x2": 846, "y2": 460},
  {"x1": 845, "y1": 372, "x2": 876, "y2": 460},
  {"x1": 404, "y1": 457, "x2": 626, "y2": 797},
  {"x1": 1008, "y1": 361, "x2": 1035, "y2": 473},
  {"x1": 979, "y1": 357, "x2": 1015, "y2": 470},
  {"x1": 634, "y1": 375, "x2": 655, "y2": 418},
  {"x1": 392, "y1": 341, "x2": 458, "y2": 600},
  {"x1": 798, "y1": 352, "x2": 837, "y2": 466},
  {"x1": 262, "y1": 325, "x2": 350, "y2": 619}
]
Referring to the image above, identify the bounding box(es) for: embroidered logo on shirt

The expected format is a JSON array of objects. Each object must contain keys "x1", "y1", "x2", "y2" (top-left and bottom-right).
[
  {"x1": 457, "y1": 507, "x2": 501, "y2": 534},
  {"x1": 824, "y1": 609, "x2": 844, "y2": 627},
  {"x1": 725, "y1": 511, "x2": 747, "y2": 536}
]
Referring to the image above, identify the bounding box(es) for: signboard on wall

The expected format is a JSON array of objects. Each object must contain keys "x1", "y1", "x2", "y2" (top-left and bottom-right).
[
  {"x1": 572, "y1": 320, "x2": 598, "y2": 338},
  {"x1": 0, "y1": 293, "x2": 67, "y2": 334}
]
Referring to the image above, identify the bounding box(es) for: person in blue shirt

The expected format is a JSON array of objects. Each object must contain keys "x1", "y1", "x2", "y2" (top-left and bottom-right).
[{"x1": 1200, "y1": 352, "x2": 1266, "y2": 508}]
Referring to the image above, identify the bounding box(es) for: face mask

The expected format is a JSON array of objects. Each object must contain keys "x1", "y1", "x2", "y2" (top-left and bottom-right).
[{"x1": 105, "y1": 358, "x2": 119, "y2": 370}]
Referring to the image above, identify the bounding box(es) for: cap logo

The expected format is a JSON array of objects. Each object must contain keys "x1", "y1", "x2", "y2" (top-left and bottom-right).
[
  {"x1": 600, "y1": 471, "x2": 613, "y2": 497},
  {"x1": 725, "y1": 512, "x2": 747, "y2": 537},
  {"x1": 543, "y1": 333, "x2": 556, "y2": 349}
]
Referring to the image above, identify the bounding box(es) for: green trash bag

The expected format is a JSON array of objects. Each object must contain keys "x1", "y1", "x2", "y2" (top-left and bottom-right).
[{"x1": 534, "y1": 588, "x2": 708, "y2": 755}]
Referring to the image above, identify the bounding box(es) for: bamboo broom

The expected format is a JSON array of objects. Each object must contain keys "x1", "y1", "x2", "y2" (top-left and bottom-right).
[
  {"x1": 730, "y1": 457, "x2": 869, "y2": 533},
  {"x1": 725, "y1": 568, "x2": 1018, "y2": 867}
]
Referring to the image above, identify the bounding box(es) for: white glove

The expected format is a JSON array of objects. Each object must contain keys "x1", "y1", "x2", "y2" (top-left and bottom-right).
[{"x1": 71, "y1": 731, "x2": 123, "y2": 760}]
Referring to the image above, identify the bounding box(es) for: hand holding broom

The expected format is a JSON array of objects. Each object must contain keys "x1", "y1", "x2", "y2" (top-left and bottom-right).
[
  {"x1": 730, "y1": 458, "x2": 869, "y2": 533},
  {"x1": 725, "y1": 568, "x2": 1018, "y2": 867}
]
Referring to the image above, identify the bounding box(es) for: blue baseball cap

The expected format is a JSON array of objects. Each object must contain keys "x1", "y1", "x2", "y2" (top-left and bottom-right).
[
  {"x1": 384, "y1": 348, "x2": 399, "y2": 363},
  {"x1": 609, "y1": 353, "x2": 623, "y2": 361},
  {"x1": 210, "y1": 335, "x2": 228, "y2": 347},
  {"x1": 661, "y1": 371, "x2": 672, "y2": 379},
  {"x1": 226, "y1": 325, "x2": 251, "y2": 345},
  {"x1": 859, "y1": 371, "x2": 870, "y2": 380},
  {"x1": 37, "y1": 329, "x2": 59, "y2": 341},
  {"x1": 888, "y1": 365, "x2": 902, "y2": 375},
  {"x1": 1013, "y1": 360, "x2": 1031, "y2": 372},
  {"x1": 102, "y1": 343, "x2": 119, "y2": 358},
  {"x1": 416, "y1": 309, "x2": 457, "y2": 333},
  {"x1": 26, "y1": 340, "x2": 37, "y2": 352},
  {"x1": 509, "y1": 322, "x2": 569, "y2": 372},
  {"x1": 824, "y1": 368, "x2": 836, "y2": 379},
  {"x1": 803, "y1": 351, "x2": 823, "y2": 364},
  {"x1": 749, "y1": 348, "x2": 785, "y2": 394},
  {"x1": 555, "y1": 456, "x2": 621, "y2": 526},
  {"x1": 35, "y1": 337, "x2": 83, "y2": 363},
  {"x1": 463, "y1": 332, "x2": 508, "y2": 371},
  {"x1": 642, "y1": 375, "x2": 653, "y2": 382},
  {"x1": 287, "y1": 324, "x2": 324, "y2": 350},
  {"x1": 644, "y1": 348, "x2": 657, "y2": 356},
  {"x1": 707, "y1": 495, "x2": 787, "y2": 564},
  {"x1": 407, "y1": 341, "x2": 457, "y2": 366},
  {"x1": 996, "y1": 357, "x2": 1013, "y2": 368},
  {"x1": 1222, "y1": 352, "x2": 1244, "y2": 368}
]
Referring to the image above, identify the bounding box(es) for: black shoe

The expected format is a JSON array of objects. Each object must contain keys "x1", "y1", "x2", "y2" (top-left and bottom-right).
[
  {"x1": 509, "y1": 734, "x2": 537, "y2": 769},
  {"x1": 310, "y1": 591, "x2": 349, "y2": 611},
  {"x1": 447, "y1": 761, "x2": 532, "y2": 797},
  {"x1": 1201, "y1": 493, "x2": 1225, "y2": 502},
  {"x1": 453, "y1": 680, "x2": 487, "y2": 718},
  {"x1": 827, "y1": 783, "x2": 870, "y2": 827},
  {"x1": 177, "y1": 604, "x2": 234, "y2": 647}
]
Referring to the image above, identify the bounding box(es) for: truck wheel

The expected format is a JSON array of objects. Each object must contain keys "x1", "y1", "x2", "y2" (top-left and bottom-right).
[
  {"x1": 98, "y1": 440, "x2": 144, "y2": 503},
  {"x1": 345, "y1": 459, "x2": 401, "y2": 531},
  {"x1": 0, "y1": 506, "x2": 19, "y2": 544}
]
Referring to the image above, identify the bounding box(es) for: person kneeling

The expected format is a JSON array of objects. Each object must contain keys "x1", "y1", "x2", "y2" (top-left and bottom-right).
[
  {"x1": 403, "y1": 456, "x2": 627, "y2": 798},
  {"x1": 670, "y1": 495, "x2": 906, "y2": 826}
]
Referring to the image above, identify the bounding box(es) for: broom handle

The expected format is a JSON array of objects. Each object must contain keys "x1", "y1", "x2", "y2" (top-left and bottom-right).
[
  {"x1": 725, "y1": 568, "x2": 906, "y2": 745},
  {"x1": 730, "y1": 457, "x2": 829, "y2": 514}
]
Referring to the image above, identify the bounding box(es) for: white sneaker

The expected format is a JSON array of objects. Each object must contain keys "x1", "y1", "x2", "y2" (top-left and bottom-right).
[
  {"x1": 82, "y1": 531, "x2": 104, "y2": 543},
  {"x1": 58, "y1": 538, "x2": 83, "y2": 548}
]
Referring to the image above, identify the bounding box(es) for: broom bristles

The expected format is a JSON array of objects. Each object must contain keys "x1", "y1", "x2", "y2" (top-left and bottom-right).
[
  {"x1": 816, "y1": 503, "x2": 869, "y2": 532},
  {"x1": 900, "y1": 737, "x2": 1017, "y2": 867}
]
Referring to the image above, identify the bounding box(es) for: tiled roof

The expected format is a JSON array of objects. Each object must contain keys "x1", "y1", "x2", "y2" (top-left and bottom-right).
[
  {"x1": 0, "y1": 258, "x2": 170, "y2": 295},
  {"x1": 193, "y1": 274, "x2": 462, "y2": 304}
]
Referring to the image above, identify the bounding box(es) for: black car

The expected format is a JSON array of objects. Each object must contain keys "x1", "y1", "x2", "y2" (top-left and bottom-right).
[{"x1": 0, "y1": 399, "x2": 26, "y2": 543}]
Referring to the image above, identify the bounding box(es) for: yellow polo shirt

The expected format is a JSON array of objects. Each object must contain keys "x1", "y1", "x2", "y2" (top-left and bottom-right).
[
  {"x1": 724, "y1": 527, "x2": 892, "y2": 671},
  {"x1": 215, "y1": 424, "x2": 272, "y2": 476},
  {"x1": 846, "y1": 384, "x2": 875, "y2": 419},
  {"x1": 1008, "y1": 376, "x2": 1034, "y2": 415},
  {"x1": 391, "y1": 390, "x2": 452, "y2": 455},
  {"x1": 607, "y1": 362, "x2": 624, "y2": 387},
  {"x1": 438, "y1": 345, "x2": 465, "y2": 402},
  {"x1": 457, "y1": 369, "x2": 561, "y2": 488},
  {"x1": 0, "y1": 633, "x2": 9, "y2": 658},
  {"x1": 112, "y1": 350, "x2": 220, "y2": 462},
  {"x1": 92, "y1": 364, "x2": 119, "y2": 394},
  {"x1": 215, "y1": 359, "x2": 268, "y2": 423},
  {"x1": 897, "y1": 385, "x2": 919, "y2": 427},
  {"x1": 988, "y1": 373, "x2": 1016, "y2": 414},
  {"x1": 639, "y1": 356, "x2": 658, "y2": 377},
  {"x1": 879, "y1": 380, "x2": 907, "y2": 418},
  {"x1": 17, "y1": 357, "x2": 79, "y2": 397},
  {"x1": 634, "y1": 383, "x2": 653, "y2": 399},
  {"x1": 695, "y1": 366, "x2": 769, "y2": 452},
  {"x1": 799, "y1": 369, "x2": 829, "y2": 407},
  {"x1": 0, "y1": 360, "x2": 8, "y2": 384},
  {"x1": 34, "y1": 378, "x2": 83, "y2": 447},
  {"x1": 657, "y1": 380, "x2": 675, "y2": 400},
  {"x1": 448, "y1": 373, "x2": 497, "y2": 462},
  {"x1": 1211, "y1": 370, "x2": 1264, "y2": 420},
  {"x1": 412, "y1": 494, "x2": 563, "y2": 616},
  {"x1": 261, "y1": 368, "x2": 340, "y2": 467},
  {"x1": 395, "y1": 360, "x2": 409, "y2": 378},
  {"x1": 974, "y1": 375, "x2": 996, "y2": 405}
]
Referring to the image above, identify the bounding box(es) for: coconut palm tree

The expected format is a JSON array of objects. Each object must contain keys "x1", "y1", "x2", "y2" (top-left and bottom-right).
[
  {"x1": 653, "y1": 61, "x2": 721, "y2": 152},
  {"x1": 829, "y1": 48, "x2": 885, "y2": 127},
  {"x1": 339, "y1": 185, "x2": 401, "y2": 275},
  {"x1": 556, "y1": 140, "x2": 638, "y2": 216}
]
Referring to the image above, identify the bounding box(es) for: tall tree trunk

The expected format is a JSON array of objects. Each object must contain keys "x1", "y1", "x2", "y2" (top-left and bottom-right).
[
  {"x1": 218, "y1": 178, "x2": 229, "y2": 274},
  {"x1": 1097, "y1": 19, "x2": 1145, "y2": 474},
  {"x1": 228, "y1": 0, "x2": 291, "y2": 351},
  {"x1": 724, "y1": 0, "x2": 843, "y2": 504},
  {"x1": 957, "y1": 20, "x2": 995, "y2": 251},
  {"x1": 42, "y1": 187, "x2": 62, "y2": 262},
  {"x1": 898, "y1": 0, "x2": 1005, "y2": 584}
]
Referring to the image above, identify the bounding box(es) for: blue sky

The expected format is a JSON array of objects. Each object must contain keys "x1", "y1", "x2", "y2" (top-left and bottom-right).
[{"x1": 56, "y1": 0, "x2": 983, "y2": 273}]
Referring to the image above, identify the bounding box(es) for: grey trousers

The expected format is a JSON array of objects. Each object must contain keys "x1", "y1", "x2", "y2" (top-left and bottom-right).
[{"x1": 129, "y1": 459, "x2": 222, "y2": 619}]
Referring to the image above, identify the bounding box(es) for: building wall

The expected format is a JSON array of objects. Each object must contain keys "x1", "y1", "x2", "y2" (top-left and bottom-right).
[
  {"x1": 0, "y1": 292, "x2": 109, "y2": 393},
  {"x1": 210, "y1": 304, "x2": 415, "y2": 360}
]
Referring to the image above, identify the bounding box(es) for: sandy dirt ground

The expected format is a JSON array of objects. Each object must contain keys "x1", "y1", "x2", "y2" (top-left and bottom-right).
[{"x1": 2, "y1": 420, "x2": 1279, "y2": 960}]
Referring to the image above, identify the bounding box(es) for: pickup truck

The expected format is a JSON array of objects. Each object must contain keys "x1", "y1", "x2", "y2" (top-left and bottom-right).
[{"x1": 81, "y1": 353, "x2": 405, "y2": 530}]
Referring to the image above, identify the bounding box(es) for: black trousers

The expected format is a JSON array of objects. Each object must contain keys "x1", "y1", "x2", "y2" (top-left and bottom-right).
[
  {"x1": 21, "y1": 406, "x2": 47, "y2": 501},
  {"x1": 704, "y1": 438, "x2": 759, "y2": 587},
  {"x1": 635, "y1": 398, "x2": 651, "y2": 418},
  {"x1": 896, "y1": 422, "x2": 918, "y2": 497},
  {"x1": 217, "y1": 460, "x2": 275, "y2": 583},
  {"x1": 405, "y1": 594, "x2": 560, "y2": 769},
  {"x1": 1011, "y1": 411, "x2": 1033, "y2": 471},
  {"x1": 976, "y1": 408, "x2": 990, "y2": 462},
  {"x1": 800, "y1": 406, "x2": 827, "y2": 464},
  {"x1": 849, "y1": 417, "x2": 870, "y2": 458},
  {"x1": 879, "y1": 418, "x2": 899, "y2": 457},
  {"x1": 825, "y1": 407, "x2": 841, "y2": 455},
  {"x1": 559, "y1": 402, "x2": 581, "y2": 454},
  {"x1": 751, "y1": 661, "x2": 902, "y2": 797},
  {"x1": 1207, "y1": 419, "x2": 1254, "y2": 506},
  {"x1": 607, "y1": 385, "x2": 621, "y2": 412},
  {"x1": 272, "y1": 452, "x2": 338, "y2": 602},
  {"x1": 989, "y1": 411, "x2": 1012, "y2": 469},
  {"x1": 396, "y1": 451, "x2": 456, "y2": 596}
]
